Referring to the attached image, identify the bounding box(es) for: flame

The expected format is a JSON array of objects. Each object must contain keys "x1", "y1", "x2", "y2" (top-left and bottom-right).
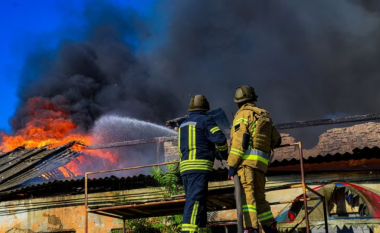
[{"x1": 0, "y1": 97, "x2": 120, "y2": 179}]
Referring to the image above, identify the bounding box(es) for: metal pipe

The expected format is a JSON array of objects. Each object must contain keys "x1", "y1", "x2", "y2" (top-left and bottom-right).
[
  {"x1": 123, "y1": 219, "x2": 126, "y2": 233},
  {"x1": 322, "y1": 197, "x2": 329, "y2": 233},
  {"x1": 269, "y1": 197, "x2": 321, "y2": 205},
  {"x1": 207, "y1": 221, "x2": 239, "y2": 226},
  {"x1": 234, "y1": 174, "x2": 243, "y2": 233},
  {"x1": 85, "y1": 173, "x2": 88, "y2": 233},
  {"x1": 305, "y1": 185, "x2": 329, "y2": 232},
  {"x1": 91, "y1": 192, "x2": 232, "y2": 212},
  {"x1": 276, "y1": 143, "x2": 300, "y2": 148},
  {"x1": 289, "y1": 200, "x2": 322, "y2": 233},
  {"x1": 88, "y1": 211, "x2": 123, "y2": 219},
  {"x1": 264, "y1": 183, "x2": 307, "y2": 192},
  {"x1": 298, "y1": 142, "x2": 310, "y2": 233},
  {"x1": 275, "y1": 112, "x2": 380, "y2": 130},
  {"x1": 91, "y1": 198, "x2": 186, "y2": 211},
  {"x1": 305, "y1": 185, "x2": 324, "y2": 198},
  {"x1": 86, "y1": 161, "x2": 179, "y2": 175}
]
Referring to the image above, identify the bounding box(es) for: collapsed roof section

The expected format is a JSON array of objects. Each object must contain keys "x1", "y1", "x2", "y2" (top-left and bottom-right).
[{"x1": 0, "y1": 142, "x2": 80, "y2": 193}]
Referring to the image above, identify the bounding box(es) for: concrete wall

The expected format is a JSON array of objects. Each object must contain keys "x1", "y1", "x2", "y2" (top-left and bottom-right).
[
  {"x1": 0, "y1": 196, "x2": 123, "y2": 233},
  {"x1": 1, "y1": 176, "x2": 379, "y2": 233},
  {"x1": 0, "y1": 205, "x2": 122, "y2": 233},
  {"x1": 0, "y1": 182, "x2": 299, "y2": 233}
]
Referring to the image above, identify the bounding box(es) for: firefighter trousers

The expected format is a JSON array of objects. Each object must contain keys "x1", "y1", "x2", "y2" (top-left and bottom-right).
[
  {"x1": 238, "y1": 165, "x2": 275, "y2": 229},
  {"x1": 181, "y1": 173, "x2": 209, "y2": 233}
]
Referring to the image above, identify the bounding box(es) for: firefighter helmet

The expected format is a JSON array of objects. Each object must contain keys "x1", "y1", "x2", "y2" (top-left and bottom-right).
[
  {"x1": 188, "y1": 95, "x2": 210, "y2": 112},
  {"x1": 234, "y1": 85, "x2": 258, "y2": 103}
]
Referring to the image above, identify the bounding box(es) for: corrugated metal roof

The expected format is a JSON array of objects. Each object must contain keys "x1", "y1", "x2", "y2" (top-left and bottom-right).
[
  {"x1": 2, "y1": 146, "x2": 379, "y2": 200},
  {"x1": 270, "y1": 146, "x2": 380, "y2": 167},
  {"x1": 0, "y1": 138, "x2": 379, "y2": 201},
  {"x1": 0, "y1": 168, "x2": 229, "y2": 200}
]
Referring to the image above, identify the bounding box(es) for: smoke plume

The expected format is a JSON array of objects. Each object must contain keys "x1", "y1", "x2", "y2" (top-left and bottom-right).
[
  {"x1": 12, "y1": 1, "x2": 179, "y2": 133},
  {"x1": 150, "y1": 0, "x2": 380, "y2": 145},
  {"x1": 10, "y1": 0, "x2": 380, "y2": 147}
]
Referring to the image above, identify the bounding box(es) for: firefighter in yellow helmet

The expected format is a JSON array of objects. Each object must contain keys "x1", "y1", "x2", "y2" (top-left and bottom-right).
[{"x1": 227, "y1": 85, "x2": 281, "y2": 233}]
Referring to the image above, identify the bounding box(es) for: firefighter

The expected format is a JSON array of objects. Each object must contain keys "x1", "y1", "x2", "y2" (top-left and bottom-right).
[
  {"x1": 179, "y1": 95, "x2": 228, "y2": 233},
  {"x1": 227, "y1": 85, "x2": 281, "y2": 233}
]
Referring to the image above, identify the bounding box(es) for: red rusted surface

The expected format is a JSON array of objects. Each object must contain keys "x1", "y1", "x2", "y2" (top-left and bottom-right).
[{"x1": 268, "y1": 158, "x2": 380, "y2": 172}]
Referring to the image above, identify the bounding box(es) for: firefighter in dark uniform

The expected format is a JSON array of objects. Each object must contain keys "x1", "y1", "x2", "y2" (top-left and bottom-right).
[{"x1": 179, "y1": 95, "x2": 228, "y2": 233}]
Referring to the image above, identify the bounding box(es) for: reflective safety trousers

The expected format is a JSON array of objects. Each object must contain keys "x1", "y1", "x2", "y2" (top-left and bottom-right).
[
  {"x1": 238, "y1": 166, "x2": 275, "y2": 229},
  {"x1": 178, "y1": 111, "x2": 228, "y2": 176},
  {"x1": 227, "y1": 103, "x2": 281, "y2": 173},
  {"x1": 181, "y1": 173, "x2": 209, "y2": 233}
]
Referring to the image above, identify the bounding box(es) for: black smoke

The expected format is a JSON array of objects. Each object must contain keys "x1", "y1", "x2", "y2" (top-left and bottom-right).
[
  {"x1": 12, "y1": 1, "x2": 179, "y2": 132},
  {"x1": 11, "y1": 0, "x2": 380, "y2": 147},
  {"x1": 150, "y1": 0, "x2": 380, "y2": 146}
]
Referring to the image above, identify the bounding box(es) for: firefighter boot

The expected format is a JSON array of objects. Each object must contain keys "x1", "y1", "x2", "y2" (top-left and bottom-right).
[
  {"x1": 244, "y1": 228, "x2": 259, "y2": 233},
  {"x1": 262, "y1": 222, "x2": 278, "y2": 233}
]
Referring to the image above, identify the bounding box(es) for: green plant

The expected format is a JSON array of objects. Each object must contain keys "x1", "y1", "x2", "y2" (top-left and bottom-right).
[
  {"x1": 124, "y1": 218, "x2": 159, "y2": 233},
  {"x1": 123, "y1": 215, "x2": 183, "y2": 233},
  {"x1": 149, "y1": 163, "x2": 180, "y2": 198},
  {"x1": 118, "y1": 163, "x2": 183, "y2": 232}
]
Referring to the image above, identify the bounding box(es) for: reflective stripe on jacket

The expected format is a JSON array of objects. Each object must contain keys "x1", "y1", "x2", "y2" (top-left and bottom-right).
[
  {"x1": 179, "y1": 111, "x2": 228, "y2": 175},
  {"x1": 227, "y1": 103, "x2": 281, "y2": 173}
]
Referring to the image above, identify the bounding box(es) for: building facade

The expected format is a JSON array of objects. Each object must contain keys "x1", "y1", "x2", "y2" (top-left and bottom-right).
[{"x1": 1, "y1": 122, "x2": 380, "y2": 232}]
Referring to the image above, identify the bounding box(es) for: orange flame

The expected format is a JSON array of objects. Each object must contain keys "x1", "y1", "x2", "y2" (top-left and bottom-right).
[{"x1": 0, "y1": 97, "x2": 119, "y2": 179}]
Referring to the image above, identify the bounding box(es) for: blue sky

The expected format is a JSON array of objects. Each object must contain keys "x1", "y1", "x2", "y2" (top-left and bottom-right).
[{"x1": 0, "y1": 0, "x2": 155, "y2": 132}]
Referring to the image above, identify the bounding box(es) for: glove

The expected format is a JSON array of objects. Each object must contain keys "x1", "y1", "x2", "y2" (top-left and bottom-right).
[{"x1": 228, "y1": 166, "x2": 237, "y2": 178}]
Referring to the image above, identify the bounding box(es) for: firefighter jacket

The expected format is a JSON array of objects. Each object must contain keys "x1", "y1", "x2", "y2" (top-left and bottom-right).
[
  {"x1": 227, "y1": 103, "x2": 281, "y2": 173},
  {"x1": 178, "y1": 111, "x2": 228, "y2": 176}
]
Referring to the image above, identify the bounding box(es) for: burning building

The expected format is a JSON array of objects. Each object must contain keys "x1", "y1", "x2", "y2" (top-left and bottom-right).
[
  {"x1": 0, "y1": 115, "x2": 380, "y2": 232},
  {"x1": 2, "y1": 1, "x2": 380, "y2": 232}
]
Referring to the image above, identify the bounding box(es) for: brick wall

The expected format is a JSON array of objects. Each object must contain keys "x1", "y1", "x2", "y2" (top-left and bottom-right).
[{"x1": 164, "y1": 139, "x2": 179, "y2": 162}]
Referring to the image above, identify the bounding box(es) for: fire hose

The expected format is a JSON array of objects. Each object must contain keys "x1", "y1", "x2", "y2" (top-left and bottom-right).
[
  {"x1": 234, "y1": 173, "x2": 244, "y2": 233},
  {"x1": 216, "y1": 150, "x2": 243, "y2": 233}
]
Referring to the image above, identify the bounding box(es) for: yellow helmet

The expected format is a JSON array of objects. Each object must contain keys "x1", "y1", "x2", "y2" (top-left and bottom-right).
[
  {"x1": 188, "y1": 95, "x2": 210, "y2": 112},
  {"x1": 234, "y1": 85, "x2": 258, "y2": 103}
]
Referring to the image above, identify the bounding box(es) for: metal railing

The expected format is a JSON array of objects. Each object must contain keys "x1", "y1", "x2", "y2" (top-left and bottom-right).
[
  {"x1": 84, "y1": 161, "x2": 179, "y2": 233},
  {"x1": 84, "y1": 142, "x2": 329, "y2": 233},
  {"x1": 271, "y1": 142, "x2": 329, "y2": 233}
]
